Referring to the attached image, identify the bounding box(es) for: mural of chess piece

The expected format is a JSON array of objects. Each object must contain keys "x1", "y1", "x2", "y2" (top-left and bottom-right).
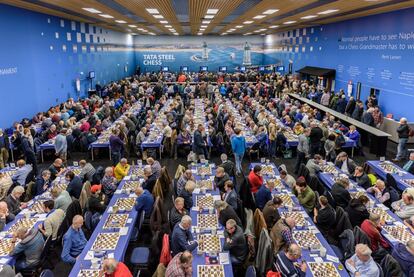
[
  {"x1": 243, "y1": 42, "x2": 251, "y2": 65},
  {"x1": 202, "y1": 41, "x2": 208, "y2": 60}
]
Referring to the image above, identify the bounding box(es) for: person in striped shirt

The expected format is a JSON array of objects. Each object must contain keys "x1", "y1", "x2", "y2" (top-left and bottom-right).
[{"x1": 273, "y1": 243, "x2": 307, "y2": 277}]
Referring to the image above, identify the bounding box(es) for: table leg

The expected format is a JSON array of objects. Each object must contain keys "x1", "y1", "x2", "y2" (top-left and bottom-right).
[
  {"x1": 10, "y1": 149, "x2": 14, "y2": 162},
  {"x1": 41, "y1": 149, "x2": 44, "y2": 163},
  {"x1": 159, "y1": 146, "x2": 162, "y2": 159},
  {"x1": 91, "y1": 147, "x2": 94, "y2": 161},
  {"x1": 352, "y1": 147, "x2": 354, "y2": 158},
  {"x1": 109, "y1": 148, "x2": 111, "y2": 160}
]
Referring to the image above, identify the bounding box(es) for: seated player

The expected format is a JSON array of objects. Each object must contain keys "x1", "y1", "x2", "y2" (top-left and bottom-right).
[
  {"x1": 10, "y1": 226, "x2": 44, "y2": 272},
  {"x1": 391, "y1": 188, "x2": 414, "y2": 219},
  {"x1": 169, "y1": 197, "x2": 188, "y2": 229},
  {"x1": 170, "y1": 215, "x2": 198, "y2": 256},
  {"x1": 223, "y1": 219, "x2": 247, "y2": 264},
  {"x1": 38, "y1": 200, "x2": 64, "y2": 240},
  {"x1": 61, "y1": 215, "x2": 87, "y2": 264},
  {"x1": 166, "y1": 251, "x2": 193, "y2": 277},
  {"x1": 0, "y1": 201, "x2": 14, "y2": 231},
  {"x1": 270, "y1": 217, "x2": 296, "y2": 253},
  {"x1": 134, "y1": 186, "x2": 154, "y2": 219},
  {"x1": 114, "y1": 158, "x2": 130, "y2": 181},
  {"x1": 273, "y1": 244, "x2": 307, "y2": 277},
  {"x1": 101, "y1": 257, "x2": 133, "y2": 277},
  {"x1": 345, "y1": 243, "x2": 380, "y2": 277},
  {"x1": 391, "y1": 239, "x2": 414, "y2": 276}
]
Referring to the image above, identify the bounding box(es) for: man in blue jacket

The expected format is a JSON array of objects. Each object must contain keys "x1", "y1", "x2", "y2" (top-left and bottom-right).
[
  {"x1": 61, "y1": 215, "x2": 87, "y2": 264},
  {"x1": 231, "y1": 128, "x2": 246, "y2": 175},
  {"x1": 391, "y1": 240, "x2": 414, "y2": 276},
  {"x1": 171, "y1": 215, "x2": 199, "y2": 256},
  {"x1": 134, "y1": 186, "x2": 154, "y2": 219}
]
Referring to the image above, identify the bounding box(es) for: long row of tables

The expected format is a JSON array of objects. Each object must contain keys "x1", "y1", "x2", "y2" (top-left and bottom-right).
[
  {"x1": 317, "y1": 162, "x2": 414, "y2": 248},
  {"x1": 250, "y1": 162, "x2": 350, "y2": 277},
  {"x1": 366, "y1": 160, "x2": 414, "y2": 191},
  {"x1": 69, "y1": 165, "x2": 144, "y2": 276},
  {"x1": 0, "y1": 166, "x2": 81, "y2": 266},
  {"x1": 88, "y1": 102, "x2": 142, "y2": 161}
]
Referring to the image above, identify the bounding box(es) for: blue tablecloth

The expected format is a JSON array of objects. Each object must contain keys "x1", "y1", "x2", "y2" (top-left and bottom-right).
[
  {"x1": 69, "y1": 171, "x2": 142, "y2": 276},
  {"x1": 38, "y1": 142, "x2": 55, "y2": 150},
  {"x1": 188, "y1": 163, "x2": 233, "y2": 276},
  {"x1": 366, "y1": 160, "x2": 414, "y2": 191}
]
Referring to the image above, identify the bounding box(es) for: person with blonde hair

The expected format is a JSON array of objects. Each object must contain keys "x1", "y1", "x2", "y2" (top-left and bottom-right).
[
  {"x1": 51, "y1": 186, "x2": 72, "y2": 212},
  {"x1": 179, "y1": 180, "x2": 196, "y2": 210},
  {"x1": 170, "y1": 197, "x2": 188, "y2": 228}
]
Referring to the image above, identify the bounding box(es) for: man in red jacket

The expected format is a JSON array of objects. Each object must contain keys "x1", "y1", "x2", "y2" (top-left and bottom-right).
[
  {"x1": 101, "y1": 258, "x2": 132, "y2": 277},
  {"x1": 248, "y1": 165, "x2": 263, "y2": 193},
  {"x1": 361, "y1": 213, "x2": 390, "y2": 253}
]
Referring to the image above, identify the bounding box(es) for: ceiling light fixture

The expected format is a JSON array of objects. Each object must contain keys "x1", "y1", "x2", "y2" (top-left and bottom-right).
[
  {"x1": 153, "y1": 14, "x2": 164, "y2": 19},
  {"x1": 174, "y1": 33, "x2": 179, "y2": 35},
  {"x1": 243, "y1": 21, "x2": 253, "y2": 24},
  {"x1": 98, "y1": 14, "x2": 114, "y2": 18},
  {"x1": 301, "y1": 15, "x2": 317, "y2": 19},
  {"x1": 146, "y1": 8, "x2": 159, "y2": 14},
  {"x1": 128, "y1": 25, "x2": 137, "y2": 27},
  {"x1": 82, "y1": 8, "x2": 101, "y2": 14},
  {"x1": 197, "y1": 32, "x2": 203, "y2": 35},
  {"x1": 200, "y1": 25, "x2": 207, "y2": 28},
  {"x1": 204, "y1": 15, "x2": 214, "y2": 19},
  {"x1": 263, "y1": 9, "x2": 279, "y2": 14},
  {"x1": 228, "y1": 28, "x2": 236, "y2": 31},
  {"x1": 202, "y1": 20, "x2": 211, "y2": 24},
  {"x1": 244, "y1": 32, "x2": 252, "y2": 36},
  {"x1": 160, "y1": 20, "x2": 168, "y2": 24},
  {"x1": 283, "y1": 21, "x2": 296, "y2": 24},
  {"x1": 165, "y1": 25, "x2": 172, "y2": 28},
  {"x1": 253, "y1": 15, "x2": 266, "y2": 19},
  {"x1": 206, "y1": 9, "x2": 219, "y2": 14},
  {"x1": 235, "y1": 25, "x2": 243, "y2": 28},
  {"x1": 149, "y1": 32, "x2": 156, "y2": 35},
  {"x1": 317, "y1": 9, "x2": 339, "y2": 15},
  {"x1": 269, "y1": 25, "x2": 279, "y2": 28},
  {"x1": 115, "y1": 20, "x2": 127, "y2": 23}
]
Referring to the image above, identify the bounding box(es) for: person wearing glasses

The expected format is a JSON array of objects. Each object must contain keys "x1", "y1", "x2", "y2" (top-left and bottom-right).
[
  {"x1": 223, "y1": 219, "x2": 247, "y2": 265},
  {"x1": 273, "y1": 243, "x2": 306, "y2": 277}
]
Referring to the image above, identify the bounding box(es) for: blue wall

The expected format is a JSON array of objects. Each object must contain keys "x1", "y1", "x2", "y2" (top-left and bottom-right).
[
  {"x1": 0, "y1": 4, "x2": 136, "y2": 128},
  {"x1": 133, "y1": 35, "x2": 265, "y2": 73},
  {"x1": 263, "y1": 7, "x2": 414, "y2": 120}
]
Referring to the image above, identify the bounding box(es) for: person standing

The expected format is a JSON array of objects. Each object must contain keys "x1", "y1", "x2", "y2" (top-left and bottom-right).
[
  {"x1": 231, "y1": 128, "x2": 246, "y2": 175},
  {"x1": 109, "y1": 129, "x2": 125, "y2": 166},
  {"x1": 394, "y1": 117, "x2": 410, "y2": 162},
  {"x1": 294, "y1": 128, "x2": 310, "y2": 174},
  {"x1": 0, "y1": 129, "x2": 9, "y2": 169},
  {"x1": 192, "y1": 124, "x2": 207, "y2": 162},
  {"x1": 54, "y1": 129, "x2": 68, "y2": 163}
]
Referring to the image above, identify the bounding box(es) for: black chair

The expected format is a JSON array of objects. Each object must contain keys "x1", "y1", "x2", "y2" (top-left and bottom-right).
[
  {"x1": 298, "y1": 164, "x2": 310, "y2": 183},
  {"x1": 386, "y1": 173, "x2": 399, "y2": 192}
]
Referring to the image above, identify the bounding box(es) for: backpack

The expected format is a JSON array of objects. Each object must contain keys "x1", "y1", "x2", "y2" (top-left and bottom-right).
[
  {"x1": 335, "y1": 134, "x2": 346, "y2": 148},
  {"x1": 409, "y1": 127, "x2": 414, "y2": 137}
]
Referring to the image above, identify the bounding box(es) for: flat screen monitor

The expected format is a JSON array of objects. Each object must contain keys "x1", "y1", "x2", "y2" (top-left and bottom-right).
[
  {"x1": 200, "y1": 66, "x2": 208, "y2": 72},
  {"x1": 181, "y1": 66, "x2": 188, "y2": 72},
  {"x1": 219, "y1": 66, "x2": 227, "y2": 72},
  {"x1": 276, "y1": 66, "x2": 285, "y2": 72},
  {"x1": 162, "y1": 66, "x2": 169, "y2": 72},
  {"x1": 89, "y1": 71, "x2": 95, "y2": 79},
  {"x1": 240, "y1": 66, "x2": 246, "y2": 72},
  {"x1": 259, "y1": 66, "x2": 265, "y2": 71}
]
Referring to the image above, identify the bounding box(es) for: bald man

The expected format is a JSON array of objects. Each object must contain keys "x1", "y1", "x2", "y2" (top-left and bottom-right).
[
  {"x1": 134, "y1": 186, "x2": 154, "y2": 218},
  {"x1": 61, "y1": 215, "x2": 87, "y2": 264},
  {"x1": 0, "y1": 201, "x2": 14, "y2": 231},
  {"x1": 270, "y1": 217, "x2": 296, "y2": 253},
  {"x1": 102, "y1": 258, "x2": 132, "y2": 277}
]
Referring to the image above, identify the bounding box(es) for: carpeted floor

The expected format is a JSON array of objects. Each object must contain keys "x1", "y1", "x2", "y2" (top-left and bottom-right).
[{"x1": 33, "y1": 139, "x2": 407, "y2": 276}]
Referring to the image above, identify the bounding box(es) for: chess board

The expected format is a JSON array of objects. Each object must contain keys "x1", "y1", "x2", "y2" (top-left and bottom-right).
[
  {"x1": 261, "y1": 165, "x2": 275, "y2": 175},
  {"x1": 383, "y1": 225, "x2": 414, "y2": 244},
  {"x1": 350, "y1": 191, "x2": 367, "y2": 199},
  {"x1": 196, "y1": 195, "x2": 214, "y2": 209},
  {"x1": 71, "y1": 168, "x2": 81, "y2": 176},
  {"x1": 320, "y1": 164, "x2": 338, "y2": 174},
  {"x1": 196, "y1": 180, "x2": 214, "y2": 190},
  {"x1": 401, "y1": 179, "x2": 414, "y2": 187},
  {"x1": 267, "y1": 178, "x2": 283, "y2": 189},
  {"x1": 0, "y1": 238, "x2": 14, "y2": 256},
  {"x1": 28, "y1": 201, "x2": 45, "y2": 213},
  {"x1": 308, "y1": 262, "x2": 341, "y2": 277},
  {"x1": 293, "y1": 230, "x2": 321, "y2": 249},
  {"x1": 91, "y1": 232, "x2": 120, "y2": 250},
  {"x1": 197, "y1": 265, "x2": 225, "y2": 277},
  {"x1": 367, "y1": 208, "x2": 393, "y2": 222},
  {"x1": 197, "y1": 166, "x2": 212, "y2": 176},
  {"x1": 197, "y1": 234, "x2": 221, "y2": 252},
  {"x1": 197, "y1": 214, "x2": 219, "y2": 229},
  {"x1": 50, "y1": 182, "x2": 67, "y2": 191},
  {"x1": 281, "y1": 212, "x2": 307, "y2": 226},
  {"x1": 279, "y1": 194, "x2": 294, "y2": 206},
  {"x1": 78, "y1": 269, "x2": 101, "y2": 277},
  {"x1": 378, "y1": 162, "x2": 400, "y2": 174},
  {"x1": 129, "y1": 167, "x2": 144, "y2": 177},
  {"x1": 1, "y1": 169, "x2": 17, "y2": 178},
  {"x1": 103, "y1": 214, "x2": 129, "y2": 229},
  {"x1": 113, "y1": 197, "x2": 135, "y2": 211},
  {"x1": 123, "y1": 181, "x2": 141, "y2": 191},
  {"x1": 283, "y1": 131, "x2": 298, "y2": 141},
  {"x1": 7, "y1": 218, "x2": 37, "y2": 235}
]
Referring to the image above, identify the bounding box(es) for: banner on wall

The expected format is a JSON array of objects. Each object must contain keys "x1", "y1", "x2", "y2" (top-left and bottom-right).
[{"x1": 347, "y1": 81, "x2": 353, "y2": 97}]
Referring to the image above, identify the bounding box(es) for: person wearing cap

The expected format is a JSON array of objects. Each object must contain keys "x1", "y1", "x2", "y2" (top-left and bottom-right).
[
  {"x1": 391, "y1": 188, "x2": 414, "y2": 220},
  {"x1": 88, "y1": 185, "x2": 107, "y2": 215}
]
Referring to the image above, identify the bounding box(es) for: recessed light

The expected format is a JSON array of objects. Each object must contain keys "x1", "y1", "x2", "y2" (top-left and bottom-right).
[
  {"x1": 206, "y1": 9, "x2": 219, "y2": 14},
  {"x1": 153, "y1": 14, "x2": 164, "y2": 19},
  {"x1": 228, "y1": 28, "x2": 236, "y2": 31},
  {"x1": 82, "y1": 8, "x2": 101, "y2": 14},
  {"x1": 317, "y1": 9, "x2": 339, "y2": 15},
  {"x1": 174, "y1": 33, "x2": 179, "y2": 35},
  {"x1": 169, "y1": 28, "x2": 175, "y2": 31},
  {"x1": 253, "y1": 30, "x2": 261, "y2": 33},
  {"x1": 200, "y1": 25, "x2": 207, "y2": 28},
  {"x1": 165, "y1": 25, "x2": 172, "y2": 28},
  {"x1": 243, "y1": 21, "x2": 254, "y2": 24},
  {"x1": 235, "y1": 25, "x2": 243, "y2": 28},
  {"x1": 130, "y1": 33, "x2": 137, "y2": 35},
  {"x1": 202, "y1": 20, "x2": 211, "y2": 24},
  {"x1": 253, "y1": 15, "x2": 266, "y2": 19},
  {"x1": 204, "y1": 15, "x2": 215, "y2": 19},
  {"x1": 146, "y1": 8, "x2": 159, "y2": 14},
  {"x1": 128, "y1": 25, "x2": 137, "y2": 27},
  {"x1": 98, "y1": 14, "x2": 114, "y2": 18},
  {"x1": 301, "y1": 15, "x2": 318, "y2": 19},
  {"x1": 283, "y1": 21, "x2": 296, "y2": 24},
  {"x1": 263, "y1": 9, "x2": 279, "y2": 15},
  {"x1": 160, "y1": 20, "x2": 168, "y2": 24},
  {"x1": 142, "y1": 29, "x2": 148, "y2": 32},
  {"x1": 244, "y1": 33, "x2": 252, "y2": 36},
  {"x1": 197, "y1": 32, "x2": 203, "y2": 35},
  {"x1": 269, "y1": 25, "x2": 279, "y2": 28},
  {"x1": 115, "y1": 20, "x2": 127, "y2": 23}
]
